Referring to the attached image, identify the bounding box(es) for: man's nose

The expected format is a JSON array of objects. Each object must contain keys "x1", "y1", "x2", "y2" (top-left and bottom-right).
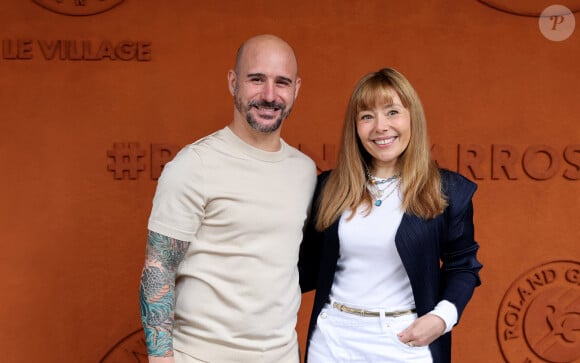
[{"x1": 261, "y1": 81, "x2": 276, "y2": 101}]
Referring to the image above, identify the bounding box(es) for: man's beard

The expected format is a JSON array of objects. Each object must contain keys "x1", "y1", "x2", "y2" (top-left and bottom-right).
[{"x1": 234, "y1": 89, "x2": 293, "y2": 134}]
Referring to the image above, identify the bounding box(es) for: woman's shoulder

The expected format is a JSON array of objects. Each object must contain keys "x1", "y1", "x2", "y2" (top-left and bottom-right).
[
  {"x1": 438, "y1": 168, "x2": 477, "y2": 204},
  {"x1": 318, "y1": 169, "x2": 332, "y2": 179},
  {"x1": 314, "y1": 169, "x2": 333, "y2": 192},
  {"x1": 439, "y1": 168, "x2": 477, "y2": 191}
]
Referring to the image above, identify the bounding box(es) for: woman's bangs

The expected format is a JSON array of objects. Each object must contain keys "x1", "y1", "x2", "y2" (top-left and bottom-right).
[{"x1": 355, "y1": 81, "x2": 395, "y2": 113}]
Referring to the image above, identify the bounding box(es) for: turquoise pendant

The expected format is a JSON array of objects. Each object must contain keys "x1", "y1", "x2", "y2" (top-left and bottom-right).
[{"x1": 375, "y1": 200, "x2": 382, "y2": 207}]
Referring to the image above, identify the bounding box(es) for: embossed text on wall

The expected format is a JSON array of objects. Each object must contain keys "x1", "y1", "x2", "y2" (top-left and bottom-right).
[
  {"x1": 432, "y1": 144, "x2": 580, "y2": 181},
  {"x1": 2, "y1": 39, "x2": 152, "y2": 61},
  {"x1": 497, "y1": 260, "x2": 580, "y2": 363},
  {"x1": 105, "y1": 143, "x2": 580, "y2": 181},
  {"x1": 106, "y1": 143, "x2": 337, "y2": 180}
]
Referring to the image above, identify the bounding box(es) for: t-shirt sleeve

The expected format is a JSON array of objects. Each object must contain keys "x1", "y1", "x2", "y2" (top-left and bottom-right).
[{"x1": 147, "y1": 147, "x2": 205, "y2": 242}]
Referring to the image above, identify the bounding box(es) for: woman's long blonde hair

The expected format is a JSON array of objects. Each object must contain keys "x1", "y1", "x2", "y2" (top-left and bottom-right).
[{"x1": 315, "y1": 68, "x2": 447, "y2": 231}]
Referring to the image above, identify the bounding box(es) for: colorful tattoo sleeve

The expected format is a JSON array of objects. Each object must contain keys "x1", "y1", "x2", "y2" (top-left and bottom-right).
[{"x1": 139, "y1": 230, "x2": 189, "y2": 357}]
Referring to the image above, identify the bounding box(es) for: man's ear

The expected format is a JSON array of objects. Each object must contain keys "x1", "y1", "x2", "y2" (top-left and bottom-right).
[
  {"x1": 294, "y1": 76, "x2": 302, "y2": 100},
  {"x1": 227, "y1": 70, "x2": 237, "y2": 96}
]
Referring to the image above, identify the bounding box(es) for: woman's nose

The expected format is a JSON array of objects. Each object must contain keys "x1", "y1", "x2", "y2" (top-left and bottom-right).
[{"x1": 376, "y1": 114, "x2": 390, "y2": 131}]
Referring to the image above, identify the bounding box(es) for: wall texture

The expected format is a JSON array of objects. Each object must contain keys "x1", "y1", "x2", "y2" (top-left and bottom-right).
[{"x1": 1, "y1": 1, "x2": 579, "y2": 362}]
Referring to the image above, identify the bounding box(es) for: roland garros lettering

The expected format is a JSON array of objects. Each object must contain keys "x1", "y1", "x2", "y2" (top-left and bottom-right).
[
  {"x1": 432, "y1": 144, "x2": 580, "y2": 180},
  {"x1": 2, "y1": 39, "x2": 152, "y2": 61},
  {"x1": 497, "y1": 260, "x2": 580, "y2": 363},
  {"x1": 105, "y1": 143, "x2": 580, "y2": 181},
  {"x1": 566, "y1": 267, "x2": 580, "y2": 285},
  {"x1": 501, "y1": 267, "x2": 580, "y2": 340},
  {"x1": 501, "y1": 269, "x2": 557, "y2": 341}
]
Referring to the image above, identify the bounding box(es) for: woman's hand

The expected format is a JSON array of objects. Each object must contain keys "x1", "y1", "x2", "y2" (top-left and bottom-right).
[{"x1": 397, "y1": 314, "x2": 446, "y2": 347}]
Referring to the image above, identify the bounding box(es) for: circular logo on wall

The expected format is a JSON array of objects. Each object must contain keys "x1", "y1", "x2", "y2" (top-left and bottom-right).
[
  {"x1": 497, "y1": 260, "x2": 580, "y2": 363},
  {"x1": 478, "y1": 1, "x2": 580, "y2": 17},
  {"x1": 32, "y1": 0, "x2": 125, "y2": 16}
]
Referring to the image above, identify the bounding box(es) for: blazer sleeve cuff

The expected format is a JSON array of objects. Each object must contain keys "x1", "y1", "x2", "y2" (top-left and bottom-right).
[{"x1": 428, "y1": 300, "x2": 458, "y2": 334}]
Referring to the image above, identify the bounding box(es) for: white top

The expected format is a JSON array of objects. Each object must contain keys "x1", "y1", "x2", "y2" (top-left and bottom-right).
[
  {"x1": 330, "y1": 180, "x2": 457, "y2": 332},
  {"x1": 148, "y1": 127, "x2": 317, "y2": 362}
]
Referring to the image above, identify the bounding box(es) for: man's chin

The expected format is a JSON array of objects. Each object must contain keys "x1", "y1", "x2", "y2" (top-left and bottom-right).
[{"x1": 246, "y1": 116, "x2": 283, "y2": 133}]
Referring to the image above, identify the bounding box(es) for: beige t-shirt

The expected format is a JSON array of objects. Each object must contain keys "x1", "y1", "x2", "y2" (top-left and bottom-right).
[{"x1": 148, "y1": 127, "x2": 317, "y2": 363}]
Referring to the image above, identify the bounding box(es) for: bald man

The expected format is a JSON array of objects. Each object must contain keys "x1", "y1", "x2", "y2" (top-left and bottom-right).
[{"x1": 139, "y1": 34, "x2": 317, "y2": 363}]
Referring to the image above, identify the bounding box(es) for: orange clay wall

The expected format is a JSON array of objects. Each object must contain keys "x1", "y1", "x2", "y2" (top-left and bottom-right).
[{"x1": 1, "y1": 1, "x2": 579, "y2": 362}]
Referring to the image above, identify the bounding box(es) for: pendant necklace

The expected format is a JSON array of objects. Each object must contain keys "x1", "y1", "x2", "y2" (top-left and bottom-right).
[{"x1": 367, "y1": 174, "x2": 400, "y2": 207}]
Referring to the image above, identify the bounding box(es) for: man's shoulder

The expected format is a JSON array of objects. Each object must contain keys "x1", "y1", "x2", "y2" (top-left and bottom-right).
[
  {"x1": 175, "y1": 128, "x2": 232, "y2": 161},
  {"x1": 286, "y1": 147, "x2": 318, "y2": 180},
  {"x1": 283, "y1": 142, "x2": 316, "y2": 166},
  {"x1": 162, "y1": 129, "x2": 227, "y2": 171},
  {"x1": 188, "y1": 127, "x2": 226, "y2": 148}
]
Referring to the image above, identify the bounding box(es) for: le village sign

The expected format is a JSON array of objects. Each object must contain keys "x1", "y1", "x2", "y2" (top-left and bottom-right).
[{"x1": 2, "y1": 39, "x2": 152, "y2": 61}]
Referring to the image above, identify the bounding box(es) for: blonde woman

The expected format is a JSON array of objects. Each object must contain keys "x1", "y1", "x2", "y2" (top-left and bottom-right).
[{"x1": 299, "y1": 68, "x2": 482, "y2": 363}]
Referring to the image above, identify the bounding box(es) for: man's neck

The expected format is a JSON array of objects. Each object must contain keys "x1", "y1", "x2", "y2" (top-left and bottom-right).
[{"x1": 228, "y1": 120, "x2": 282, "y2": 152}]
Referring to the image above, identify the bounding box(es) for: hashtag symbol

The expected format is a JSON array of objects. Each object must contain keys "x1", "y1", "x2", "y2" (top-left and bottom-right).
[{"x1": 107, "y1": 143, "x2": 146, "y2": 180}]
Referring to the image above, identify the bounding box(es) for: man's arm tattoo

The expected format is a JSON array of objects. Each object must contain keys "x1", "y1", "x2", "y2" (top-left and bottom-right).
[{"x1": 139, "y1": 231, "x2": 189, "y2": 357}]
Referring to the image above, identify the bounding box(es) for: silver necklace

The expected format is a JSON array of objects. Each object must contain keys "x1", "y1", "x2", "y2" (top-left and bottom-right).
[
  {"x1": 368, "y1": 174, "x2": 399, "y2": 185},
  {"x1": 367, "y1": 175, "x2": 400, "y2": 207}
]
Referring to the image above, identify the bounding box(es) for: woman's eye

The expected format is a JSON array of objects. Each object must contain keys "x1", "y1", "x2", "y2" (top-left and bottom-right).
[
  {"x1": 387, "y1": 110, "x2": 399, "y2": 116},
  {"x1": 359, "y1": 114, "x2": 373, "y2": 120}
]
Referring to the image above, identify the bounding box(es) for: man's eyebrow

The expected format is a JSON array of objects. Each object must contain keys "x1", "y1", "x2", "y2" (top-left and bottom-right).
[
  {"x1": 245, "y1": 73, "x2": 293, "y2": 84},
  {"x1": 246, "y1": 72, "x2": 265, "y2": 78},
  {"x1": 276, "y1": 76, "x2": 293, "y2": 84}
]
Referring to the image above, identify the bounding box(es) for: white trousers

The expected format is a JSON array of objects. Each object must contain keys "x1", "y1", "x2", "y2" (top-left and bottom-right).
[{"x1": 307, "y1": 303, "x2": 433, "y2": 363}]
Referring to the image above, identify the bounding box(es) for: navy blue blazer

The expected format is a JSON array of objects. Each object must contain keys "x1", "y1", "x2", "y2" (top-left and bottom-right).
[{"x1": 299, "y1": 169, "x2": 483, "y2": 363}]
